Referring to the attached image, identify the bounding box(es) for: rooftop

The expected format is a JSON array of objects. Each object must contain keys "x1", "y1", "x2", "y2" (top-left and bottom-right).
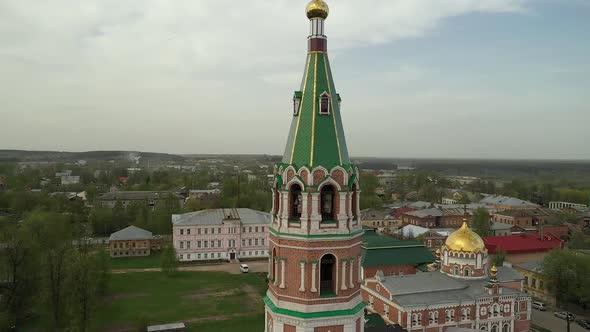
[
  {"x1": 480, "y1": 195, "x2": 539, "y2": 208},
  {"x1": 172, "y1": 208, "x2": 272, "y2": 226},
  {"x1": 362, "y1": 229, "x2": 434, "y2": 267},
  {"x1": 109, "y1": 225, "x2": 152, "y2": 241},
  {"x1": 514, "y1": 261, "x2": 544, "y2": 273},
  {"x1": 483, "y1": 233, "x2": 562, "y2": 254}
]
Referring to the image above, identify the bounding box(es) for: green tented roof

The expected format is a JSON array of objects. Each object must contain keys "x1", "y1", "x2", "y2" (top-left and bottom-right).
[{"x1": 282, "y1": 52, "x2": 350, "y2": 169}]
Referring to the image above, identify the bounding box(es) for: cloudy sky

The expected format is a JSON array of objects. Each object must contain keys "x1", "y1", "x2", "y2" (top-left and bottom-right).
[{"x1": 1, "y1": 0, "x2": 589, "y2": 159}]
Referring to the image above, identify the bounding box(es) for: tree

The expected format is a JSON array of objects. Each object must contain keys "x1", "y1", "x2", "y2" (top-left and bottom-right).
[
  {"x1": 161, "y1": 246, "x2": 178, "y2": 277},
  {"x1": 66, "y1": 247, "x2": 98, "y2": 332},
  {"x1": 471, "y1": 208, "x2": 490, "y2": 237},
  {"x1": 22, "y1": 212, "x2": 73, "y2": 328},
  {"x1": 543, "y1": 249, "x2": 590, "y2": 308},
  {"x1": 0, "y1": 223, "x2": 40, "y2": 327},
  {"x1": 491, "y1": 248, "x2": 506, "y2": 267}
]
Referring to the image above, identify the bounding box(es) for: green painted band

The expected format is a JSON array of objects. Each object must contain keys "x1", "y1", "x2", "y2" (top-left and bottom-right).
[
  {"x1": 263, "y1": 296, "x2": 366, "y2": 319},
  {"x1": 269, "y1": 226, "x2": 364, "y2": 239}
]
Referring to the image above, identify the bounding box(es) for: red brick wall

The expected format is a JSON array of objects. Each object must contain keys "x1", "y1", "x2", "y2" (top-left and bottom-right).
[
  {"x1": 301, "y1": 170, "x2": 309, "y2": 183},
  {"x1": 332, "y1": 170, "x2": 344, "y2": 184},
  {"x1": 313, "y1": 170, "x2": 326, "y2": 185},
  {"x1": 356, "y1": 318, "x2": 361, "y2": 332},
  {"x1": 284, "y1": 324, "x2": 296, "y2": 332},
  {"x1": 287, "y1": 169, "x2": 295, "y2": 183},
  {"x1": 515, "y1": 319, "x2": 531, "y2": 332}
]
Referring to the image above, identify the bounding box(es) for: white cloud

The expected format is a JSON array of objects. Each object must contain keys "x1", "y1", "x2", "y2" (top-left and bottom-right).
[{"x1": 5, "y1": 0, "x2": 587, "y2": 160}]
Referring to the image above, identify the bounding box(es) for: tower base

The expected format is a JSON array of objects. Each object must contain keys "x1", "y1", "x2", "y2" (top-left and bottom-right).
[{"x1": 264, "y1": 296, "x2": 365, "y2": 332}]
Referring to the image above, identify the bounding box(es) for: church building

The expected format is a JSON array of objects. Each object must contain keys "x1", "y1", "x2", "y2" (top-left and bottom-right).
[
  {"x1": 264, "y1": 1, "x2": 365, "y2": 331},
  {"x1": 361, "y1": 222, "x2": 532, "y2": 332}
]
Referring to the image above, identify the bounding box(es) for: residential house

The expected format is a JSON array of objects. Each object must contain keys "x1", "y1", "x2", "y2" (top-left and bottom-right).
[
  {"x1": 361, "y1": 209, "x2": 399, "y2": 233},
  {"x1": 172, "y1": 208, "x2": 271, "y2": 262},
  {"x1": 109, "y1": 225, "x2": 153, "y2": 257},
  {"x1": 490, "y1": 209, "x2": 551, "y2": 228},
  {"x1": 483, "y1": 233, "x2": 563, "y2": 264},
  {"x1": 512, "y1": 261, "x2": 556, "y2": 305},
  {"x1": 489, "y1": 222, "x2": 513, "y2": 236},
  {"x1": 60, "y1": 175, "x2": 80, "y2": 185},
  {"x1": 548, "y1": 201, "x2": 588, "y2": 210},
  {"x1": 402, "y1": 207, "x2": 470, "y2": 228}
]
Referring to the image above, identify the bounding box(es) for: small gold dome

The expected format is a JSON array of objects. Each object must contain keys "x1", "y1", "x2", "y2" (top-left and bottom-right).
[
  {"x1": 444, "y1": 222, "x2": 485, "y2": 252},
  {"x1": 491, "y1": 265, "x2": 498, "y2": 273},
  {"x1": 306, "y1": 0, "x2": 329, "y2": 19}
]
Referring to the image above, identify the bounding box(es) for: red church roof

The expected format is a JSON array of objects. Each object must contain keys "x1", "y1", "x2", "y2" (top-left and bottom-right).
[
  {"x1": 394, "y1": 206, "x2": 417, "y2": 218},
  {"x1": 483, "y1": 233, "x2": 562, "y2": 254}
]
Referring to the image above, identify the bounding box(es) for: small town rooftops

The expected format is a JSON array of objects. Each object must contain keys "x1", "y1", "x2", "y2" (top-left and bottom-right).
[
  {"x1": 514, "y1": 261, "x2": 544, "y2": 273},
  {"x1": 480, "y1": 195, "x2": 538, "y2": 208},
  {"x1": 490, "y1": 222, "x2": 513, "y2": 230},
  {"x1": 109, "y1": 225, "x2": 152, "y2": 241},
  {"x1": 362, "y1": 229, "x2": 435, "y2": 267},
  {"x1": 172, "y1": 208, "x2": 272, "y2": 226}
]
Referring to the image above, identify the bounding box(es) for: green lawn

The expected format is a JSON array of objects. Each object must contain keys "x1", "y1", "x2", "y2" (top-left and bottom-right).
[
  {"x1": 109, "y1": 252, "x2": 163, "y2": 270},
  {"x1": 93, "y1": 271, "x2": 267, "y2": 332}
]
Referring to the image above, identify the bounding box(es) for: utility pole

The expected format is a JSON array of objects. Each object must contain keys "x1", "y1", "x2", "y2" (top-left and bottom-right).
[{"x1": 236, "y1": 170, "x2": 240, "y2": 208}]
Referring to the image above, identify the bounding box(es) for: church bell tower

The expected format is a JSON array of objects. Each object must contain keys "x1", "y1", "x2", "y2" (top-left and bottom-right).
[{"x1": 264, "y1": 1, "x2": 365, "y2": 331}]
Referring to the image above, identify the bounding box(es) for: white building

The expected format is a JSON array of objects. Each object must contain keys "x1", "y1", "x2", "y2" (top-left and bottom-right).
[
  {"x1": 172, "y1": 208, "x2": 271, "y2": 262},
  {"x1": 60, "y1": 175, "x2": 80, "y2": 185}
]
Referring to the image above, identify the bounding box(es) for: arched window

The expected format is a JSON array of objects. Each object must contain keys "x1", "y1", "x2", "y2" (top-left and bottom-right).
[
  {"x1": 319, "y1": 91, "x2": 330, "y2": 115},
  {"x1": 289, "y1": 184, "x2": 302, "y2": 221},
  {"x1": 271, "y1": 248, "x2": 277, "y2": 280},
  {"x1": 503, "y1": 323, "x2": 511, "y2": 332},
  {"x1": 351, "y1": 183, "x2": 358, "y2": 221},
  {"x1": 293, "y1": 91, "x2": 302, "y2": 116},
  {"x1": 480, "y1": 327, "x2": 487, "y2": 331},
  {"x1": 320, "y1": 185, "x2": 336, "y2": 222},
  {"x1": 319, "y1": 254, "x2": 336, "y2": 296},
  {"x1": 273, "y1": 184, "x2": 280, "y2": 216},
  {"x1": 454, "y1": 265, "x2": 460, "y2": 275},
  {"x1": 491, "y1": 324, "x2": 498, "y2": 332}
]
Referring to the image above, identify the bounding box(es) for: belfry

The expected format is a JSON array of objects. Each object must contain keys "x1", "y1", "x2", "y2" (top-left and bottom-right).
[{"x1": 264, "y1": 1, "x2": 365, "y2": 331}]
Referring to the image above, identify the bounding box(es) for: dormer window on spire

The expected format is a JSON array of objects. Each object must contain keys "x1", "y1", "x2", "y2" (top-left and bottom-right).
[
  {"x1": 319, "y1": 91, "x2": 330, "y2": 115},
  {"x1": 293, "y1": 91, "x2": 302, "y2": 116}
]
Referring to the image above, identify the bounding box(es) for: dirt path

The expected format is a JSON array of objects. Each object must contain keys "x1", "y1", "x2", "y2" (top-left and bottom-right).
[{"x1": 111, "y1": 261, "x2": 268, "y2": 274}]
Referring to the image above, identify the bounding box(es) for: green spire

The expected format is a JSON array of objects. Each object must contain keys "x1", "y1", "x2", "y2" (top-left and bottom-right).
[{"x1": 282, "y1": 52, "x2": 350, "y2": 169}]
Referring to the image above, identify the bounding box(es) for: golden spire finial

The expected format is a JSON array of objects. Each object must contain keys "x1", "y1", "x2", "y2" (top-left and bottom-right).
[{"x1": 306, "y1": 0, "x2": 329, "y2": 19}]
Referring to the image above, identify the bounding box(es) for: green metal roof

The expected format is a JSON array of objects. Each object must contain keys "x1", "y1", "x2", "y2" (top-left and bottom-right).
[
  {"x1": 361, "y1": 230, "x2": 435, "y2": 267},
  {"x1": 282, "y1": 52, "x2": 350, "y2": 169}
]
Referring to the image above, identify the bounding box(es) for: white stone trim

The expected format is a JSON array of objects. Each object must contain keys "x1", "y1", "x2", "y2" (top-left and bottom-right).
[
  {"x1": 280, "y1": 259, "x2": 286, "y2": 288},
  {"x1": 299, "y1": 261, "x2": 306, "y2": 292},
  {"x1": 311, "y1": 261, "x2": 318, "y2": 292},
  {"x1": 266, "y1": 291, "x2": 363, "y2": 313},
  {"x1": 269, "y1": 238, "x2": 363, "y2": 251}
]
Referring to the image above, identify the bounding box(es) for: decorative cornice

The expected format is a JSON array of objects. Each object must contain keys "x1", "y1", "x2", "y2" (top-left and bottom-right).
[{"x1": 264, "y1": 296, "x2": 366, "y2": 319}]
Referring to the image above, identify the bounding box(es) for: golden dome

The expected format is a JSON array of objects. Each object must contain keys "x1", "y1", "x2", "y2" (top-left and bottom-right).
[
  {"x1": 491, "y1": 265, "x2": 498, "y2": 273},
  {"x1": 306, "y1": 0, "x2": 329, "y2": 19},
  {"x1": 444, "y1": 221, "x2": 485, "y2": 252}
]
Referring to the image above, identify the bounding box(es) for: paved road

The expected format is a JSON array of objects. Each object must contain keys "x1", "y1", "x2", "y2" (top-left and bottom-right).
[
  {"x1": 112, "y1": 261, "x2": 269, "y2": 274},
  {"x1": 532, "y1": 309, "x2": 588, "y2": 332}
]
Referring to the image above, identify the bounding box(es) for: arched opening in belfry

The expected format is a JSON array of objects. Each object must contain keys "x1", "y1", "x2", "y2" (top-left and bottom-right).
[
  {"x1": 320, "y1": 185, "x2": 336, "y2": 222},
  {"x1": 289, "y1": 184, "x2": 303, "y2": 221},
  {"x1": 271, "y1": 248, "x2": 277, "y2": 281},
  {"x1": 273, "y1": 183, "x2": 280, "y2": 216},
  {"x1": 320, "y1": 254, "x2": 336, "y2": 296},
  {"x1": 351, "y1": 183, "x2": 358, "y2": 220}
]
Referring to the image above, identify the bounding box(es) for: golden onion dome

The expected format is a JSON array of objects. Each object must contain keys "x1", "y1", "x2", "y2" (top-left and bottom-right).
[
  {"x1": 306, "y1": 0, "x2": 329, "y2": 19},
  {"x1": 491, "y1": 265, "x2": 498, "y2": 273},
  {"x1": 444, "y1": 221, "x2": 485, "y2": 252}
]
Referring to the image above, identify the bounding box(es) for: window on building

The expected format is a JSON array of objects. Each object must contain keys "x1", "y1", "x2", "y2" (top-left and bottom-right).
[
  {"x1": 218, "y1": 253, "x2": 221, "y2": 258},
  {"x1": 218, "y1": 227, "x2": 221, "y2": 234},
  {"x1": 187, "y1": 254, "x2": 191, "y2": 259},
  {"x1": 218, "y1": 240, "x2": 221, "y2": 247},
  {"x1": 261, "y1": 227, "x2": 265, "y2": 232},
  {"x1": 320, "y1": 254, "x2": 336, "y2": 296},
  {"x1": 319, "y1": 91, "x2": 330, "y2": 115},
  {"x1": 204, "y1": 228, "x2": 208, "y2": 234},
  {"x1": 289, "y1": 184, "x2": 303, "y2": 221},
  {"x1": 532, "y1": 278, "x2": 537, "y2": 289},
  {"x1": 180, "y1": 229, "x2": 184, "y2": 235},
  {"x1": 211, "y1": 228, "x2": 215, "y2": 234},
  {"x1": 249, "y1": 239, "x2": 252, "y2": 246},
  {"x1": 368, "y1": 295, "x2": 374, "y2": 308},
  {"x1": 204, "y1": 253, "x2": 208, "y2": 259},
  {"x1": 198, "y1": 253, "x2": 201, "y2": 259},
  {"x1": 211, "y1": 240, "x2": 215, "y2": 248},
  {"x1": 293, "y1": 92, "x2": 301, "y2": 115},
  {"x1": 255, "y1": 251, "x2": 258, "y2": 255},
  {"x1": 384, "y1": 305, "x2": 389, "y2": 315},
  {"x1": 187, "y1": 241, "x2": 191, "y2": 249},
  {"x1": 242, "y1": 239, "x2": 245, "y2": 246},
  {"x1": 249, "y1": 227, "x2": 252, "y2": 233},
  {"x1": 197, "y1": 241, "x2": 201, "y2": 248},
  {"x1": 243, "y1": 227, "x2": 246, "y2": 233},
  {"x1": 204, "y1": 241, "x2": 208, "y2": 248},
  {"x1": 320, "y1": 185, "x2": 336, "y2": 222},
  {"x1": 180, "y1": 254, "x2": 183, "y2": 260},
  {"x1": 261, "y1": 239, "x2": 265, "y2": 246},
  {"x1": 255, "y1": 239, "x2": 258, "y2": 246},
  {"x1": 198, "y1": 228, "x2": 201, "y2": 234},
  {"x1": 180, "y1": 241, "x2": 184, "y2": 249},
  {"x1": 187, "y1": 229, "x2": 191, "y2": 235}
]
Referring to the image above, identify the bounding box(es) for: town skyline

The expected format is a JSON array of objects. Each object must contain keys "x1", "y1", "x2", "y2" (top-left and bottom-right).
[{"x1": 2, "y1": 0, "x2": 590, "y2": 159}]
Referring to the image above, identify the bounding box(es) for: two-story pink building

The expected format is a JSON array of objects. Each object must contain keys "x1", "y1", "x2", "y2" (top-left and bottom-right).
[{"x1": 171, "y1": 208, "x2": 272, "y2": 262}]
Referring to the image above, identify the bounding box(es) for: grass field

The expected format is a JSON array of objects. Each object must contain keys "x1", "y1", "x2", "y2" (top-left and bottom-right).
[
  {"x1": 108, "y1": 252, "x2": 164, "y2": 270},
  {"x1": 93, "y1": 271, "x2": 267, "y2": 331}
]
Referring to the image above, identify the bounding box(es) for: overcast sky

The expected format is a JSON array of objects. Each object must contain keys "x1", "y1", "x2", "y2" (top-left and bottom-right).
[{"x1": 1, "y1": 0, "x2": 589, "y2": 159}]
